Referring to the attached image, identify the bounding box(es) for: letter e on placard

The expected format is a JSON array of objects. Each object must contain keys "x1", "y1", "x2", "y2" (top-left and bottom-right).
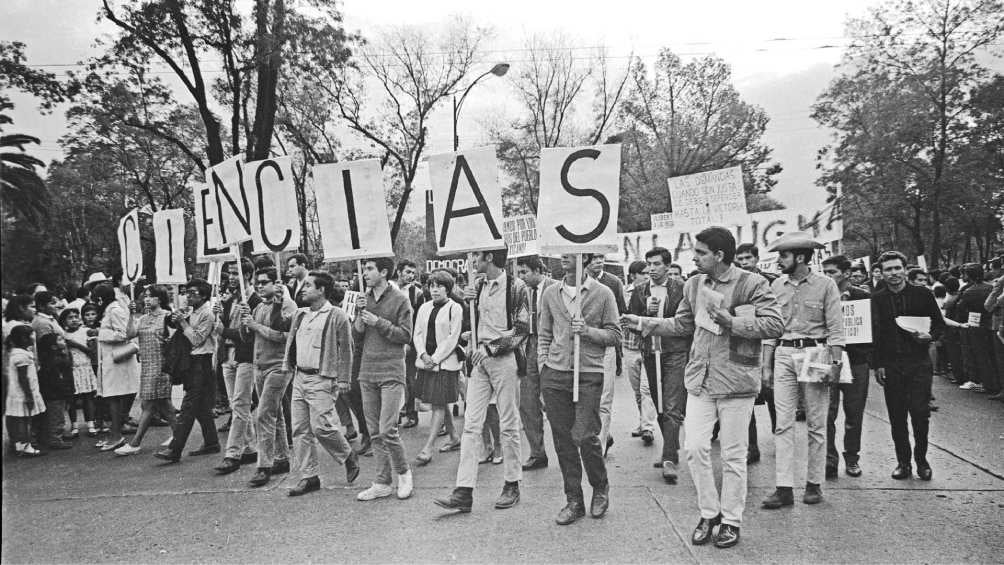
[
  {"x1": 192, "y1": 182, "x2": 236, "y2": 263},
  {"x1": 313, "y1": 159, "x2": 394, "y2": 262},
  {"x1": 538, "y1": 144, "x2": 621, "y2": 254},
  {"x1": 153, "y1": 208, "x2": 187, "y2": 284},
  {"x1": 245, "y1": 156, "x2": 300, "y2": 254},
  {"x1": 117, "y1": 209, "x2": 143, "y2": 284},
  {"x1": 428, "y1": 149, "x2": 505, "y2": 255},
  {"x1": 208, "y1": 155, "x2": 253, "y2": 246}
]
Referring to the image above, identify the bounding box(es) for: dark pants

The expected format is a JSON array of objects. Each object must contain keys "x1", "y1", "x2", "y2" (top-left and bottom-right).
[
  {"x1": 403, "y1": 346, "x2": 418, "y2": 418},
  {"x1": 827, "y1": 362, "x2": 870, "y2": 468},
  {"x1": 944, "y1": 334, "x2": 966, "y2": 382},
  {"x1": 519, "y1": 338, "x2": 547, "y2": 460},
  {"x1": 994, "y1": 332, "x2": 1004, "y2": 390},
  {"x1": 541, "y1": 366, "x2": 607, "y2": 503},
  {"x1": 42, "y1": 398, "x2": 67, "y2": 444},
  {"x1": 282, "y1": 381, "x2": 293, "y2": 444},
  {"x1": 348, "y1": 378, "x2": 370, "y2": 438},
  {"x1": 643, "y1": 351, "x2": 687, "y2": 464},
  {"x1": 882, "y1": 361, "x2": 932, "y2": 467},
  {"x1": 748, "y1": 388, "x2": 776, "y2": 456},
  {"x1": 965, "y1": 329, "x2": 1000, "y2": 393},
  {"x1": 169, "y1": 354, "x2": 219, "y2": 456}
]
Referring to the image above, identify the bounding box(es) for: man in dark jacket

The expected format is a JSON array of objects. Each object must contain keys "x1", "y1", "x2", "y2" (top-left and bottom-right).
[
  {"x1": 871, "y1": 251, "x2": 945, "y2": 481},
  {"x1": 32, "y1": 291, "x2": 76, "y2": 450},
  {"x1": 958, "y1": 263, "x2": 999, "y2": 395}
]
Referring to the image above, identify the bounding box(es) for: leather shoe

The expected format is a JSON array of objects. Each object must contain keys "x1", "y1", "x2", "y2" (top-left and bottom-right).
[
  {"x1": 803, "y1": 483, "x2": 823, "y2": 504},
  {"x1": 189, "y1": 444, "x2": 221, "y2": 456},
  {"x1": 590, "y1": 483, "x2": 609, "y2": 518},
  {"x1": 762, "y1": 488, "x2": 794, "y2": 509},
  {"x1": 522, "y1": 456, "x2": 548, "y2": 471},
  {"x1": 661, "y1": 461, "x2": 678, "y2": 484},
  {"x1": 846, "y1": 462, "x2": 862, "y2": 477},
  {"x1": 402, "y1": 416, "x2": 418, "y2": 429},
  {"x1": 213, "y1": 457, "x2": 241, "y2": 475},
  {"x1": 495, "y1": 481, "x2": 520, "y2": 509},
  {"x1": 917, "y1": 465, "x2": 932, "y2": 481},
  {"x1": 153, "y1": 448, "x2": 180, "y2": 463},
  {"x1": 691, "y1": 514, "x2": 722, "y2": 545},
  {"x1": 240, "y1": 452, "x2": 258, "y2": 465},
  {"x1": 247, "y1": 468, "x2": 270, "y2": 488},
  {"x1": 604, "y1": 436, "x2": 614, "y2": 457},
  {"x1": 271, "y1": 458, "x2": 290, "y2": 475},
  {"x1": 433, "y1": 488, "x2": 473, "y2": 512},
  {"x1": 641, "y1": 430, "x2": 654, "y2": 446},
  {"x1": 288, "y1": 476, "x2": 321, "y2": 497},
  {"x1": 714, "y1": 524, "x2": 741, "y2": 548},
  {"x1": 555, "y1": 501, "x2": 586, "y2": 525},
  {"x1": 345, "y1": 452, "x2": 360, "y2": 483},
  {"x1": 891, "y1": 465, "x2": 911, "y2": 480}
]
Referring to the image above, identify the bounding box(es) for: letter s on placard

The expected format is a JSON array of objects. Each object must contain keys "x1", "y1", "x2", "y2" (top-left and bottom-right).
[{"x1": 555, "y1": 148, "x2": 609, "y2": 244}]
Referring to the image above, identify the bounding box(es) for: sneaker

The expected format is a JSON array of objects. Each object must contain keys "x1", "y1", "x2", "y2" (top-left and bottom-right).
[
  {"x1": 357, "y1": 482, "x2": 394, "y2": 501},
  {"x1": 958, "y1": 381, "x2": 977, "y2": 389},
  {"x1": 160, "y1": 436, "x2": 174, "y2": 448},
  {"x1": 15, "y1": 443, "x2": 45, "y2": 457},
  {"x1": 397, "y1": 470, "x2": 414, "y2": 499},
  {"x1": 114, "y1": 443, "x2": 142, "y2": 457}
]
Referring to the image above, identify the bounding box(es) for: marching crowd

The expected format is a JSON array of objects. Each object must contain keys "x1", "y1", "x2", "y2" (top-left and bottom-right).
[{"x1": 3, "y1": 228, "x2": 1003, "y2": 550}]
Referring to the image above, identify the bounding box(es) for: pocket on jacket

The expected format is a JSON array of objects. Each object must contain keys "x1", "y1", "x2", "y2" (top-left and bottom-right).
[{"x1": 728, "y1": 335, "x2": 761, "y2": 366}]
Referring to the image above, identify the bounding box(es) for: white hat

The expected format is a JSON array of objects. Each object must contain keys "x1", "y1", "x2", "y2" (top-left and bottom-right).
[
  {"x1": 84, "y1": 272, "x2": 109, "y2": 287},
  {"x1": 766, "y1": 231, "x2": 826, "y2": 252}
]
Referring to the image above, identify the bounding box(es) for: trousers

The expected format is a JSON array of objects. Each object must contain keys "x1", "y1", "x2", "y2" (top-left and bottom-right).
[
  {"x1": 291, "y1": 371, "x2": 352, "y2": 478},
  {"x1": 222, "y1": 359, "x2": 256, "y2": 459},
  {"x1": 598, "y1": 347, "x2": 617, "y2": 449},
  {"x1": 644, "y1": 350, "x2": 688, "y2": 464},
  {"x1": 623, "y1": 347, "x2": 657, "y2": 433},
  {"x1": 361, "y1": 378, "x2": 409, "y2": 485},
  {"x1": 170, "y1": 355, "x2": 219, "y2": 455},
  {"x1": 883, "y1": 360, "x2": 932, "y2": 467},
  {"x1": 254, "y1": 365, "x2": 291, "y2": 469},
  {"x1": 685, "y1": 393, "x2": 754, "y2": 527},
  {"x1": 456, "y1": 353, "x2": 521, "y2": 489},
  {"x1": 773, "y1": 346, "x2": 829, "y2": 487},
  {"x1": 541, "y1": 366, "x2": 607, "y2": 503},
  {"x1": 519, "y1": 338, "x2": 547, "y2": 460},
  {"x1": 826, "y1": 362, "x2": 869, "y2": 468}
]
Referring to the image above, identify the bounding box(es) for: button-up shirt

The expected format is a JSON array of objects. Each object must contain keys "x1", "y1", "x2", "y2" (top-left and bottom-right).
[
  {"x1": 767, "y1": 270, "x2": 845, "y2": 347},
  {"x1": 252, "y1": 294, "x2": 297, "y2": 369},
  {"x1": 295, "y1": 302, "x2": 332, "y2": 370},
  {"x1": 184, "y1": 301, "x2": 222, "y2": 356},
  {"x1": 477, "y1": 271, "x2": 509, "y2": 344}
]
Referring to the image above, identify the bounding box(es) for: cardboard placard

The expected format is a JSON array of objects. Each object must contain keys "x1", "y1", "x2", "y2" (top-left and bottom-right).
[
  {"x1": 192, "y1": 182, "x2": 237, "y2": 263},
  {"x1": 428, "y1": 149, "x2": 505, "y2": 255},
  {"x1": 117, "y1": 209, "x2": 143, "y2": 284},
  {"x1": 246, "y1": 156, "x2": 300, "y2": 254},
  {"x1": 342, "y1": 290, "x2": 361, "y2": 321},
  {"x1": 841, "y1": 299, "x2": 872, "y2": 344},
  {"x1": 668, "y1": 166, "x2": 748, "y2": 230},
  {"x1": 313, "y1": 159, "x2": 395, "y2": 262},
  {"x1": 502, "y1": 214, "x2": 539, "y2": 258},
  {"x1": 153, "y1": 208, "x2": 187, "y2": 284},
  {"x1": 651, "y1": 212, "x2": 674, "y2": 230},
  {"x1": 538, "y1": 144, "x2": 621, "y2": 254},
  {"x1": 426, "y1": 259, "x2": 470, "y2": 275},
  {"x1": 208, "y1": 155, "x2": 253, "y2": 247}
]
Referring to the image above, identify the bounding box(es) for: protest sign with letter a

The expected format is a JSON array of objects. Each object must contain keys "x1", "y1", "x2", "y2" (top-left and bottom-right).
[
  {"x1": 313, "y1": 159, "x2": 395, "y2": 262},
  {"x1": 153, "y1": 208, "x2": 187, "y2": 284},
  {"x1": 117, "y1": 209, "x2": 143, "y2": 285},
  {"x1": 537, "y1": 144, "x2": 621, "y2": 255},
  {"x1": 428, "y1": 149, "x2": 505, "y2": 255},
  {"x1": 246, "y1": 156, "x2": 300, "y2": 254}
]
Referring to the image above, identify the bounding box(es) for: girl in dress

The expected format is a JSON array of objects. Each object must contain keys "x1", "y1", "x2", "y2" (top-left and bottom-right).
[
  {"x1": 5, "y1": 325, "x2": 45, "y2": 457},
  {"x1": 91, "y1": 283, "x2": 139, "y2": 452},
  {"x1": 80, "y1": 303, "x2": 107, "y2": 434},
  {"x1": 60, "y1": 308, "x2": 98, "y2": 438},
  {"x1": 411, "y1": 270, "x2": 464, "y2": 465}
]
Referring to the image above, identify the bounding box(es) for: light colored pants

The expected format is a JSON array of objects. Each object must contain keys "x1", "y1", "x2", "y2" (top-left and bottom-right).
[
  {"x1": 684, "y1": 393, "x2": 754, "y2": 527},
  {"x1": 291, "y1": 371, "x2": 352, "y2": 478},
  {"x1": 598, "y1": 347, "x2": 617, "y2": 448},
  {"x1": 457, "y1": 353, "x2": 522, "y2": 488},
  {"x1": 222, "y1": 359, "x2": 256, "y2": 459},
  {"x1": 254, "y1": 365, "x2": 291, "y2": 468},
  {"x1": 624, "y1": 347, "x2": 657, "y2": 433},
  {"x1": 774, "y1": 346, "x2": 830, "y2": 487},
  {"x1": 360, "y1": 378, "x2": 409, "y2": 485}
]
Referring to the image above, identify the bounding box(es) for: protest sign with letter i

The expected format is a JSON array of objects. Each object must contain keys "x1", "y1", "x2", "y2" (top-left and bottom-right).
[
  {"x1": 313, "y1": 159, "x2": 395, "y2": 262},
  {"x1": 153, "y1": 209, "x2": 187, "y2": 285}
]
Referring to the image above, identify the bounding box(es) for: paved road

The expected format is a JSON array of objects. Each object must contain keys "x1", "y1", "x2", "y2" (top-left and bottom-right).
[{"x1": 3, "y1": 372, "x2": 1002, "y2": 563}]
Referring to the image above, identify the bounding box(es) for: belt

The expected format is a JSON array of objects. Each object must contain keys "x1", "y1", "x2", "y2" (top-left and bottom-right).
[
  {"x1": 778, "y1": 338, "x2": 826, "y2": 348},
  {"x1": 297, "y1": 367, "x2": 320, "y2": 375}
]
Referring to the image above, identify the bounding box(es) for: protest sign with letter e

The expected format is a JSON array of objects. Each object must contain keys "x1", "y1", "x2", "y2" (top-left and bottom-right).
[
  {"x1": 153, "y1": 209, "x2": 187, "y2": 285},
  {"x1": 117, "y1": 209, "x2": 143, "y2": 298},
  {"x1": 245, "y1": 156, "x2": 300, "y2": 255},
  {"x1": 192, "y1": 182, "x2": 237, "y2": 264},
  {"x1": 538, "y1": 144, "x2": 622, "y2": 401}
]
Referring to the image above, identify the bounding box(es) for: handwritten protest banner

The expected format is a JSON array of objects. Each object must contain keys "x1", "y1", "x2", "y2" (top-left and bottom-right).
[
  {"x1": 313, "y1": 159, "x2": 395, "y2": 262},
  {"x1": 192, "y1": 182, "x2": 236, "y2": 263},
  {"x1": 651, "y1": 212, "x2": 674, "y2": 231},
  {"x1": 428, "y1": 149, "x2": 505, "y2": 255},
  {"x1": 342, "y1": 290, "x2": 361, "y2": 321},
  {"x1": 538, "y1": 144, "x2": 621, "y2": 255},
  {"x1": 245, "y1": 156, "x2": 300, "y2": 254},
  {"x1": 668, "y1": 166, "x2": 747, "y2": 230},
  {"x1": 426, "y1": 259, "x2": 469, "y2": 274},
  {"x1": 117, "y1": 209, "x2": 143, "y2": 284},
  {"x1": 502, "y1": 214, "x2": 539, "y2": 258},
  {"x1": 153, "y1": 209, "x2": 187, "y2": 284},
  {"x1": 208, "y1": 155, "x2": 253, "y2": 247},
  {"x1": 842, "y1": 299, "x2": 872, "y2": 344}
]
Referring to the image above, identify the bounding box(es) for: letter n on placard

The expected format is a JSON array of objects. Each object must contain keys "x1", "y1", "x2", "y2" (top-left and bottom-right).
[
  {"x1": 208, "y1": 155, "x2": 253, "y2": 247},
  {"x1": 153, "y1": 209, "x2": 188, "y2": 284},
  {"x1": 537, "y1": 144, "x2": 621, "y2": 255},
  {"x1": 428, "y1": 149, "x2": 505, "y2": 255},
  {"x1": 117, "y1": 209, "x2": 143, "y2": 284},
  {"x1": 313, "y1": 159, "x2": 394, "y2": 262},
  {"x1": 245, "y1": 156, "x2": 300, "y2": 254}
]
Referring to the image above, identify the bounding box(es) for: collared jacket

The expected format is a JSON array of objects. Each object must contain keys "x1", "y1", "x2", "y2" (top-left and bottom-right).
[
  {"x1": 627, "y1": 277, "x2": 691, "y2": 355},
  {"x1": 641, "y1": 265, "x2": 783, "y2": 398},
  {"x1": 284, "y1": 305, "x2": 353, "y2": 385},
  {"x1": 870, "y1": 283, "x2": 946, "y2": 369}
]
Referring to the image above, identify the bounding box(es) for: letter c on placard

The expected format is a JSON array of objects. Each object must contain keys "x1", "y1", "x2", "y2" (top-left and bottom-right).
[
  {"x1": 555, "y1": 148, "x2": 610, "y2": 244},
  {"x1": 123, "y1": 214, "x2": 140, "y2": 281},
  {"x1": 255, "y1": 159, "x2": 293, "y2": 251}
]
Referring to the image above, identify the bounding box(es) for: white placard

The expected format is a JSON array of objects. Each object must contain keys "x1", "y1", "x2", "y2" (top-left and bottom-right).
[
  {"x1": 503, "y1": 214, "x2": 539, "y2": 258},
  {"x1": 207, "y1": 261, "x2": 224, "y2": 288},
  {"x1": 968, "y1": 312, "x2": 982, "y2": 326},
  {"x1": 538, "y1": 144, "x2": 621, "y2": 255},
  {"x1": 341, "y1": 290, "x2": 361, "y2": 321},
  {"x1": 853, "y1": 256, "x2": 871, "y2": 271},
  {"x1": 651, "y1": 212, "x2": 674, "y2": 230},
  {"x1": 313, "y1": 159, "x2": 395, "y2": 262},
  {"x1": 192, "y1": 182, "x2": 236, "y2": 263},
  {"x1": 153, "y1": 209, "x2": 187, "y2": 284},
  {"x1": 428, "y1": 149, "x2": 505, "y2": 255},
  {"x1": 208, "y1": 155, "x2": 253, "y2": 247},
  {"x1": 426, "y1": 259, "x2": 469, "y2": 274},
  {"x1": 842, "y1": 299, "x2": 872, "y2": 344},
  {"x1": 117, "y1": 209, "x2": 143, "y2": 284},
  {"x1": 668, "y1": 166, "x2": 748, "y2": 230},
  {"x1": 245, "y1": 156, "x2": 300, "y2": 254},
  {"x1": 916, "y1": 255, "x2": 928, "y2": 271}
]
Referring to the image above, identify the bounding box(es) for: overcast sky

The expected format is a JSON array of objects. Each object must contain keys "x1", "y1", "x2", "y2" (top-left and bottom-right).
[{"x1": 6, "y1": 0, "x2": 998, "y2": 215}]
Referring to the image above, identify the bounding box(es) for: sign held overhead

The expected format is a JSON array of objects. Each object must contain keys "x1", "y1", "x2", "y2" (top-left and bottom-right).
[{"x1": 538, "y1": 144, "x2": 621, "y2": 254}]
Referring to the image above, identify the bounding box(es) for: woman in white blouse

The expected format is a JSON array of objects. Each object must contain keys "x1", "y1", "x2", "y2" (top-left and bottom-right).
[
  {"x1": 412, "y1": 269, "x2": 464, "y2": 465},
  {"x1": 92, "y1": 282, "x2": 139, "y2": 452}
]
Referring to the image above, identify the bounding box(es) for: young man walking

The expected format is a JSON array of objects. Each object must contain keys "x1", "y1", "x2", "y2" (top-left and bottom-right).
[{"x1": 516, "y1": 255, "x2": 556, "y2": 471}]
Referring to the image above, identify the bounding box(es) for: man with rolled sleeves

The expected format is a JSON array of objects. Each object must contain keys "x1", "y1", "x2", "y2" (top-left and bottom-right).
[{"x1": 761, "y1": 232, "x2": 845, "y2": 509}]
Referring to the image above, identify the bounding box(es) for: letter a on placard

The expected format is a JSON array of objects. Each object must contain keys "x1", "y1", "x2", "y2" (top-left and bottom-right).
[
  {"x1": 428, "y1": 148, "x2": 504, "y2": 255},
  {"x1": 538, "y1": 144, "x2": 621, "y2": 254},
  {"x1": 192, "y1": 182, "x2": 236, "y2": 263},
  {"x1": 245, "y1": 156, "x2": 300, "y2": 254},
  {"x1": 153, "y1": 209, "x2": 187, "y2": 284},
  {"x1": 313, "y1": 159, "x2": 394, "y2": 262},
  {"x1": 117, "y1": 209, "x2": 143, "y2": 284},
  {"x1": 209, "y1": 155, "x2": 253, "y2": 246}
]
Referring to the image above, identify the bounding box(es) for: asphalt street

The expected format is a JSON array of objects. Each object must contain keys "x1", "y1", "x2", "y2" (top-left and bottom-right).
[{"x1": 2, "y1": 371, "x2": 1002, "y2": 563}]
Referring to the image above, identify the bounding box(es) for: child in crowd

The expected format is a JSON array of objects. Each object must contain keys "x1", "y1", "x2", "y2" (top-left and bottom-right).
[
  {"x1": 60, "y1": 308, "x2": 98, "y2": 437},
  {"x1": 5, "y1": 325, "x2": 45, "y2": 457},
  {"x1": 81, "y1": 303, "x2": 108, "y2": 434}
]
